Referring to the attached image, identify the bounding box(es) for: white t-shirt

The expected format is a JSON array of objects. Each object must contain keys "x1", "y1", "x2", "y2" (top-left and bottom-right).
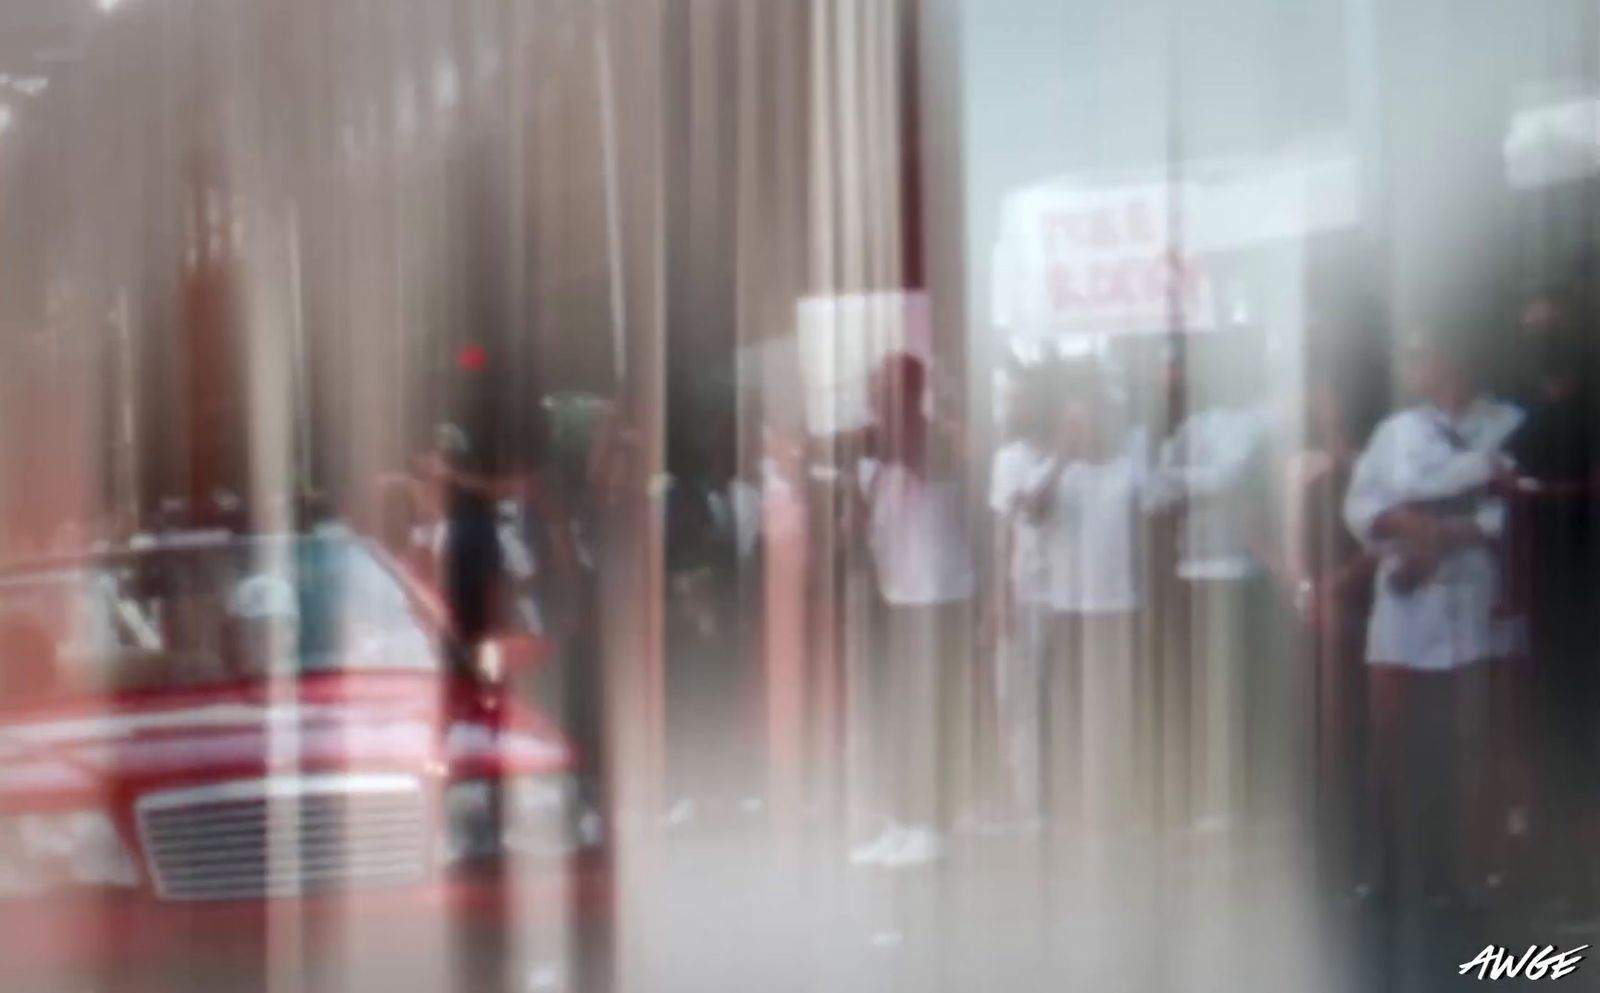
[
  {"x1": 989, "y1": 441, "x2": 1051, "y2": 605},
  {"x1": 859, "y1": 457, "x2": 975, "y2": 606},
  {"x1": 1150, "y1": 406, "x2": 1267, "y2": 581},
  {"x1": 1038, "y1": 434, "x2": 1147, "y2": 614}
]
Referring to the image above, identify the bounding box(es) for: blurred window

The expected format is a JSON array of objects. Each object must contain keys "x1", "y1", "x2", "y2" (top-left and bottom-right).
[{"x1": 0, "y1": 535, "x2": 436, "y2": 696}]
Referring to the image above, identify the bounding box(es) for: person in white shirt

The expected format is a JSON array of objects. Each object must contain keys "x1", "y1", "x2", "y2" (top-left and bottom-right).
[
  {"x1": 849, "y1": 353, "x2": 975, "y2": 868},
  {"x1": 987, "y1": 364, "x2": 1057, "y2": 826},
  {"x1": 1343, "y1": 326, "x2": 1521, "y2": 904},
  {"x1": 1015, "y1": 362, "x2": 1148, "y2": 835},
  {"x1": 1149, "y1": 337, "x2": 1272, "y2": 829}
]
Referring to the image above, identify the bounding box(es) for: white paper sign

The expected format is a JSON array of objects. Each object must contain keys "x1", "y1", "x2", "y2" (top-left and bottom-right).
[{"x1": 993, "y1": 182, "x2": 1217, "y2": 337}]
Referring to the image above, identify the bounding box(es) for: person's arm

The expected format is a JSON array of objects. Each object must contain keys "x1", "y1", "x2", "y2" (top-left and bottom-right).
[
  {"x1": 1343, "y1": 418, "x2": 1405, "y2": 551},
  {"x1": 587, "y1": 409, "x2": 645, "y2": 504},
  {"x1": 1324, "y1": 551, "x2": 1377, "y2": 594},
  {"x1": 1396, "y1": 448, "x2": 1503, "y2": 503},
  {"x1": 1503, "y1": 466, "x2": 1600, "y2": 502},
  {"x1": 1145, "y1": 424, "x2": 1190, "y2": 512},
  {"x1": 1281, "y1": 451, "x2": 1332, "y2": 588},
  {"x1": 1348, "y1": 419, "x2": 1501, "y2": 584},
  {"x1": 1344, "y1": 418, "x2": 1444, "y2": 581},
  {"x1": 1018, "y1": 454, "x2": 1064, "y2": 523},
  {"x1": 986, "y1": 509, "x2": 1018, "y2": 644},
  {"x1": 1150, "y1": 412, "x2": 1262, "y2": 499},
  {"x1": 522, "y1": 472, "x2": 581, "y2": 583},
  {"x1": 414, "y1": 452, "x2": 500, "y2": 497},
  {"x1": 1368, "y1": 504, "x2": 1448, "y2": 547},
  {"x1": 1245, "y1": 509, "x2": 1291, "y2": 594},
  {"x1": 836, "y1": 456, "x2": 873, "y2": 555},
  {"x1": 985, "y1": 450, "x2": 1021, "y2": 637}
]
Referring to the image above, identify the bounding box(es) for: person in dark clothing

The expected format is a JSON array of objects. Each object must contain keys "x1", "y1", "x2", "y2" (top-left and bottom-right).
[
  {"x1": 1505, "y1": 328, "x2": 1600, "y2": 922},
  {"x1": 1280, "y1": 363, "x2": 1375, "y2": 896},
  {"x1": 661, "y1": 402, "x2": 766, "y2": 818},
  {"x1": 422, "y1": 423, "x2": 504, "y2": 645}
]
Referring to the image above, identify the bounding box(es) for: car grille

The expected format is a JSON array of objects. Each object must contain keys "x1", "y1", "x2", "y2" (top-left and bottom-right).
[{"x1": 137, "y1": 775, "x2": 431, "y2": 901}]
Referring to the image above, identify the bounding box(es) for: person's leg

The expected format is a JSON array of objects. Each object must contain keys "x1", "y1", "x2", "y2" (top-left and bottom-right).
[
  {"x1": 870, "y1": 601, "x2": 969, "y2": 863},
  {"x1": 1561, "y1": 669, "x2": 1600, "y2": 912},
  {"x1": 894, "y1": 605, "x2": 941, "y2": 833},
  {"x1": 1249, "y1": 577, "x2": 1307, "y2": 826},
  {"x1": 1310, "y1": 608, "x2": 1341, "y2": 880},
  {"x1": 1128, "y1": 606, "x2": 1158, "y2": 833},
  {"x1": 1522, "y1": 608, "x2": 1570, "y2": 906},
  {"x1": 1319, "y1": 607, "x2": 1369, "y2": 891},
  {"x1": 1159, "y1": 582, "x2": 1193, "y2": 830},
  {"x1": 1403, "y1": 671, "x2": 1451, "y2": 902},
  {"x1": 935, "y1": 600, "x2": 975, "y2": 832},
  {"x1": 1484, "y1": 648, "x2": 1533, "y2": 888},
  {"x1": 858, "y1": 602, "x2": 901, "y2": 842},
  {"x1": 1080, "y1": 613, "x2": 1138, "y2": 836},
  {"x1": 1449, "y1": 663, "x2": 1494, "y2": 898},
  {"x1": 1193, "y1": 580, "x2": 1245, "y2": 826},
  {"x1": 1569, "y1": 595, "x2": 1600, "y2": 908},
  {"x1": 1363, "y1": 665, "x2": 1408, "y2": 900},
  {"x1": 1534, "y1": 599, "x2": 1600, "y2": 911},
  {"x1": 1044, "y1": 613, "x2": 1084, "y2": 834},
  {"x1": 997, "y1": 604, "x2": 1046, "y2": 822},
  {"x1": 1184, "y1": 579, "x2": 1215, "y2": 827},
  {"x1": 1400, "y1": 665, "x2": 1487, "y2": 903}
]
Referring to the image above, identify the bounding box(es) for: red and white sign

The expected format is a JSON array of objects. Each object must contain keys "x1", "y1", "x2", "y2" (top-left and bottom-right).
[{"x1": 993, "y1": 182, "x2": 1217, "y2": 337}]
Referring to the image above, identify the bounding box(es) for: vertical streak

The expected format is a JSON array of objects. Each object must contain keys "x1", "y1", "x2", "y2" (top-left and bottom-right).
[{"x1": 596, "y1": 0, "x2": 628, "y2": 387}]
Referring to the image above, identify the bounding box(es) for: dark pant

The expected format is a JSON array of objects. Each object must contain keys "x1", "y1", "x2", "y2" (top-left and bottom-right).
[
  {"x1": 1312, "y1": 603, "x2": 1371, "y2": 888},
  {"x1": 1366, "y1": 663, "x2": 1492, "y2": 900},
  {"x1": 1532, "y1": 595, "x2": 1600, "y2": 899},
  {"x1": 443, "y1": 503, "x2": 501, "y2": 642}
]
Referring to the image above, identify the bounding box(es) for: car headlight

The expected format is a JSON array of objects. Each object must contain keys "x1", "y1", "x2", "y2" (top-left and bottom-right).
[
  {"x1": 0, "y1": 810, "x2": 140, "y2": 897},
  {"x1": 440, "y1": 776, "x2": 584, "y2": 865}
]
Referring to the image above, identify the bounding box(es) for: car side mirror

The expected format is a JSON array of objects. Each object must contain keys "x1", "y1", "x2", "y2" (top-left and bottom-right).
[{"x1": 474, "y1": 633, "x2": 547, "y2": 685}]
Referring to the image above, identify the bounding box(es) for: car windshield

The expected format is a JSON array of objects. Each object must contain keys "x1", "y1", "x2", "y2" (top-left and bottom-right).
[{"x1": 0, "y1": 532, "x2": 437, "y2": 696}]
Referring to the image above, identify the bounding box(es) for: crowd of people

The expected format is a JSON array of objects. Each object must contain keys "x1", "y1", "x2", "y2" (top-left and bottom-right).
[
  {"x1": 371, "y1": 287, "x2": 1597, "y2": 923},
  {"x1": 823, "y1": 285, "x2": 1600, "y2": 924},
  {"x1": 6, "y1": 281, "x2": 1595, "y2": 926}
]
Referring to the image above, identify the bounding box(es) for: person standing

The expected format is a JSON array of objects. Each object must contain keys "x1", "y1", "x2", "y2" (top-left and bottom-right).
[
  {"x1": 1018, "y1": 363, "x2": 1148, "y2": 838},
  {"x1": 1149, "y1": 335, "x2": 1271, "y2": 830},
  {"x1": 1504, "y1": 321, "x2": 1600, "y2": 923},
  {"x1": 421, "y1": 423, "x2": 504, "y2": 645},
  {"x1": 1277, "y1": 363, "x2": 1376, "y2": 892},
  {"x1": 849, "y1": 353, "x2": 975, "y2": 868},
  {"x1": 987, "y1": 362, "x2": 1055, "y2": 828},
  {"x1": 1343, "y1": 327, "x2": 1522, "y2": 906}
]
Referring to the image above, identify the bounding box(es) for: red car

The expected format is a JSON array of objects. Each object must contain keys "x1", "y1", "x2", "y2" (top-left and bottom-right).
[{"x1": 0, "y1": 526, "x2": 605, "y2": 987}]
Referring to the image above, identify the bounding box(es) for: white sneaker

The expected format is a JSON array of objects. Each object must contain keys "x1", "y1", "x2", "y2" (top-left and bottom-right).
[
  {"x1": 849, "y1": 824, "x2": 905, "y2": 866},
  {"x1": 885, "y1": 825, "x2": 945, "y2": 868}
]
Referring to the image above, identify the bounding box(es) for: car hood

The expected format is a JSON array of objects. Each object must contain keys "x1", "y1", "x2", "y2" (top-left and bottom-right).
[{"x1": 0, "y1": 674, "x2": 569, "y2": 803}]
